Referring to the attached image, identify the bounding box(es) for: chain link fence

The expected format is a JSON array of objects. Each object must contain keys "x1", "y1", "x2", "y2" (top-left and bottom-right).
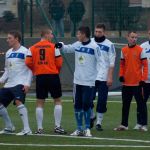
[{"x1": 0, "y1": 0, "x2": 150, "y2": 91}]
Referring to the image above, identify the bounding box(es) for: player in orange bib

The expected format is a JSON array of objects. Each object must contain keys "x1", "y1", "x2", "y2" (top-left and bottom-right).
[
  {"x1": 25, "y1": 29, "x2": 66, "y2": 134},
  {"x1": 114, "y1": 31, "x2": 148, "y2": 131}
]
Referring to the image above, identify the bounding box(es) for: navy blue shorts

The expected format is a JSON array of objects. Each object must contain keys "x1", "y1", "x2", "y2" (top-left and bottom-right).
[
  {"x1": 0, "y1": 84, "x2": 26, "y2": 107},
  {"x1": 36, "y1": 74, "x2": 62, "y2": 99},
  {"x1": 73, "y1": 84, "x2": 94, "y2": 111}
]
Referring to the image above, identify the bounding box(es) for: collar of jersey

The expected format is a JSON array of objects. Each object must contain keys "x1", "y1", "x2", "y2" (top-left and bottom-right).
[
  {"x1": 12, "y1": 45, "x2": 21, "y2": 51},
  {"x1": 94, "y1": 36, "x2": 106, "y2": 43},
  {"x1": 82, "y1": 39, "x2": 91, "y2": 45},
  {"x1": 128, "y1": 44, "x2": 136, "y2": 48}
]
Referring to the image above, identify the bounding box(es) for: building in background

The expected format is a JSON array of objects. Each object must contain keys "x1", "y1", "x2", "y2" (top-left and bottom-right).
[{"x1": 0, "y1": 0, "x2": 18, "y2": 17}]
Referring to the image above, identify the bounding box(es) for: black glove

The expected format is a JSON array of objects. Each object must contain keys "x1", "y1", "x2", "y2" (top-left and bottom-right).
[
  {"x1": 119, "y1": 76, "x2": 125, "y2": 82},
  {"x1": 55, "y1": 42, "x2": 63, "y2": 48},
  {"x1": 139, "y1": 81, "x2": 145, "y2": 87}
]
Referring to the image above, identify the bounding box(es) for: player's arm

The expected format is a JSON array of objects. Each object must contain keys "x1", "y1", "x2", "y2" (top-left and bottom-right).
[
  {"x1": 23, "y1": 69, "x2": 33, "y2": 93},
  {"x1": 0, "y1": 55, "x2": 9, "y2": 84},
  {"x1": 25, "y1": 48, "x2": 33, "y2": 71},
  {"x1": 141, "y1": 50, "x2": 148, "y2": 81},
  {"x1": 55, "y1": 48, "x2": 63, "y2": 73},
  {"x1": 119, "y1": 50, "x2": 125, "y2": 82},
  {"x1": 107, "y1": 44, "x2": 116, "y2": 86},
  {"x1": 23, "y1": 49, "x2": 33, "y2": 93},
  {"x1": 55, "y1": 42, "x2": 78, "y2": 53}
]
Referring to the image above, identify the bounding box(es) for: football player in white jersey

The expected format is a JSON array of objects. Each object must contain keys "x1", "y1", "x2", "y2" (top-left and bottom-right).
[
  {"x1": 55, "y1": 26, "x2": 100, "y2": 137},
  {"x1": 0, "y1": 31, "x2": 32, "y2": 135},
  {"x1": 90, "y1": 23, "x2": 116, "y2": 131},
  {"x1": 133, "y1": 29, "x2": 150, "y2": 132}
]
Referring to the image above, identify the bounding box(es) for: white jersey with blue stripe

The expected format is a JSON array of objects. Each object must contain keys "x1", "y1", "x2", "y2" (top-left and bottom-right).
[
  {"x1": 140, "y1": 41, "x2": 150, "y2": 83},
  {"x1": 62, "y1": 41, "x2": 100, "y2": 86},
  {"x1": 0, "y1": 46, "x2": 32, "y2": 87},
  {"x1": 91, "y1": 38, "x2": 116, "y2": 81}
]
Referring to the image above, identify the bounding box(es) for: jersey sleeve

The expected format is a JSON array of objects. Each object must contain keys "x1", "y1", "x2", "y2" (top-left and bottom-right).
[
  {"x1": 25, "y1": 48, "x2": 33, "y2": 71},
  {"x1": 119, "y1": 50, "x2": 125, "y2": 77},
  {"x1": 62, "y1": 41, "x2": 79, "y2": 53},
  {"x1": 55, "y1": 48, "x2": 63, "y2": 73},
  {"x1": 24, "y1": 68, "x2": 33, "y2": 86},
  {"x1": 24, "y1": 49, "x2": 33, "y2": 86},
  {"x1": 140, "y1": 49, "x2": 148, "y2": 81},
  {"x1": 108, "y1": 44, "x2": 116, "y2": 67},
  {"x1": 0, "y1": 55, "x2": 8, "y2": 83}
]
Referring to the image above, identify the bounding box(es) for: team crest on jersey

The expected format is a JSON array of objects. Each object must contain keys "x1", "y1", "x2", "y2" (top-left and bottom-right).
[
  {"x1": 78, "y1": 55, "x2": 85, "y2": 64},
  {"x1": 9, "y1": 62, "x2": 12, "y2": 67}
]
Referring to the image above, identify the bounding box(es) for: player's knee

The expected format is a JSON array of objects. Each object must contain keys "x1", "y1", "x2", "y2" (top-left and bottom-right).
[
  {"x1": 96, "y1": 101, "x2": 107, "y2": 113},
  {"x1": 83, "y1": 103, "x2": 91, "y2": 111}
]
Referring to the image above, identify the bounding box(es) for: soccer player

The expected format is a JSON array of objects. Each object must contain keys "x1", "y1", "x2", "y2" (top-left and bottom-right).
[
  {"x1": 0, "y1": 31, "x2": 32, "y2": 135},
  {"x1": 55, "y1": 26, "x2": 100, "y2": 136},
  {"x1": 114, "y1": 31, "x2": 148, "y2": 131},
  {"x1": 25, "y1": 29, "x2": 65, "y2": 134},
  {"x1": 133, "y1": 29, "x2": 150, "y2": 131},
  {"x1": 90, "y1": 23, "x2": 116, "y2": 131}
]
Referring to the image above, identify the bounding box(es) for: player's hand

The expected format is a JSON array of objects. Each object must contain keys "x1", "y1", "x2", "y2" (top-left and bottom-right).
[
  {"x1": 55, "y1": 42, "x2": 63, "y2": 49},
  {"x1": 139, "y1": 81, "x2": 145, "y2": 87},
  {"x1": 22, "y1": 85, "x2": 30, "y2": 93},
  {"x1": 107, "y1": 80, "x2": 113, "y2": 87},
  {"x1": 119, "y1": 76, "x2": 125, "y2": 82}
]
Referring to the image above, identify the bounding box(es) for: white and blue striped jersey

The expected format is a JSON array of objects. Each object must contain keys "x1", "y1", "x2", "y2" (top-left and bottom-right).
[
  {"x1": 62, "y1": 41, "x2": 100, "y2": 86},
  {"x1": 0, "y1": 46, "x2": 32, "y2": 87},
  {"x1": 91, "y1": 38, "x2": 116, "y2": 81},
  {"x1": 141, "y1": 41, "x2": 150, "y2": 83}
]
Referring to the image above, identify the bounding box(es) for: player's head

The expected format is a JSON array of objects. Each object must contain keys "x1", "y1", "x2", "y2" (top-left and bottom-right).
[
  {"x1": 127, "y1": 31, "x2": 137, "y2": 46},
  {"x1": 7, "y1": 31, "x2": 21, "y2": 47},
  {"x1": 94, "y1": 23, "x2": 106, "y2": 38},
  {"x1": 41, "y1": 29, "x2": 54, "y2": 41},
  {"x1": 76, "y1": 26, "x2": 91, "y2": 42}
]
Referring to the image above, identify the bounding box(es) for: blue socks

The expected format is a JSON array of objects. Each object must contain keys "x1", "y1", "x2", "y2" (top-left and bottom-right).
[{"x1": 75, "y1": 109, "x2": 83, "y2": 130}]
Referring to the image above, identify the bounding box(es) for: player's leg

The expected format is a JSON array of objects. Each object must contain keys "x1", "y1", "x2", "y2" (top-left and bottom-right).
[
  {"x1": 48, "y1": 74, "x2": 66, "y2": 134},
  {"x1": 140, "y1": 83, "x2": 150, "y2": 125},
  {"x1": 134, "y1": 86, "x2": 147, "y2": 131},
  {"x1": 114, "y1": 86, "x2": 133, "y2": 131},
  {"x1": 90, "y1": 86, "x2": 96, "y2": 129},
  {"x1": 82, "y1": 86, "x2": 94, "y2": 136},
  {"x1": 35, "y1": 99, "x2": 45, "y2": 134},
  {"x1": 96, "y1": 81, "x2": 108, "y2": 131},
  {"x1": 35, "y1": 75, "x2": 47, "y2": 134},
  {"x1": 70, "y1": 84, "x2": 84, "y2": 136},
  {"x1": 12, "y1": 85, "x2": 32, "y2": 135},
  {"x1": 0, "y1": 88, "x2": 15, "y2": 134}
]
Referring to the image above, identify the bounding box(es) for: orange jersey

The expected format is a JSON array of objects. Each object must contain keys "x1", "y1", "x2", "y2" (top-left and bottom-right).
[
  {"x1": 119, "y1": 45, "x2": 148, "y2": 86},
  {"x1": 25, "y1": 40, "x2": 63, "y2": 75}
]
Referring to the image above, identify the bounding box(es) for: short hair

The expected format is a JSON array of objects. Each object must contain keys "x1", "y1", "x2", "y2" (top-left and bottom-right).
[
  {"x1": 95, "y1": 23, "x2": 106, "y2": 30},
  {"x1": 128, "y1": 30, "x2": 137, "y2": 35},
  {"x1": 78, "y1": 26, "x2": 91, "y2": 38},
  {"x1": 8, "y1": 31, "x2": 21, "y2": 43},
  {"x1": 40, "y1": 29, "x2": 52, "y2": 37}
]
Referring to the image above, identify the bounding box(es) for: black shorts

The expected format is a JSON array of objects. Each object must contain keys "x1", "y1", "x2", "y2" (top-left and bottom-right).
[
  {"x1": 0, "y1": 84, "x2": 26, "y2": 107},
  {"x1": 36, "y1": 74, "x2": 62, "y2": 99}
]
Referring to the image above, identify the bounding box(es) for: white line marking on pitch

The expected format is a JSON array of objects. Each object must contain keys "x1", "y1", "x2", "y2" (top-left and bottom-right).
[
  {"x1": 5, "y1": 133, "x2": 150, "y2": 144},
  {"x1": 26, "y1": 99, "x2": 150, "y2": 104},
  {"x1": 0, "y1": 143, "x2": 150, "y2": 148}
]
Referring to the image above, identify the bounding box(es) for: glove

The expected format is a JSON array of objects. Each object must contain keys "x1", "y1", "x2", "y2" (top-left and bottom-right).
[
  {"x1": 119, "y1": 76, "x2": 125, "y2": 82},
  {"x1": 55, "y1": 42, "x2": 63, "y2": 48},
  {"x1": 139, "y1": 81, "x2": 145, "y2": 87}
]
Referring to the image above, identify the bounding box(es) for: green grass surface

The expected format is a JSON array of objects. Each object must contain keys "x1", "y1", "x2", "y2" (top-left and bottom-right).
[{"x1": 0, "y1": 96, "x2": 150, "y2": 150}]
